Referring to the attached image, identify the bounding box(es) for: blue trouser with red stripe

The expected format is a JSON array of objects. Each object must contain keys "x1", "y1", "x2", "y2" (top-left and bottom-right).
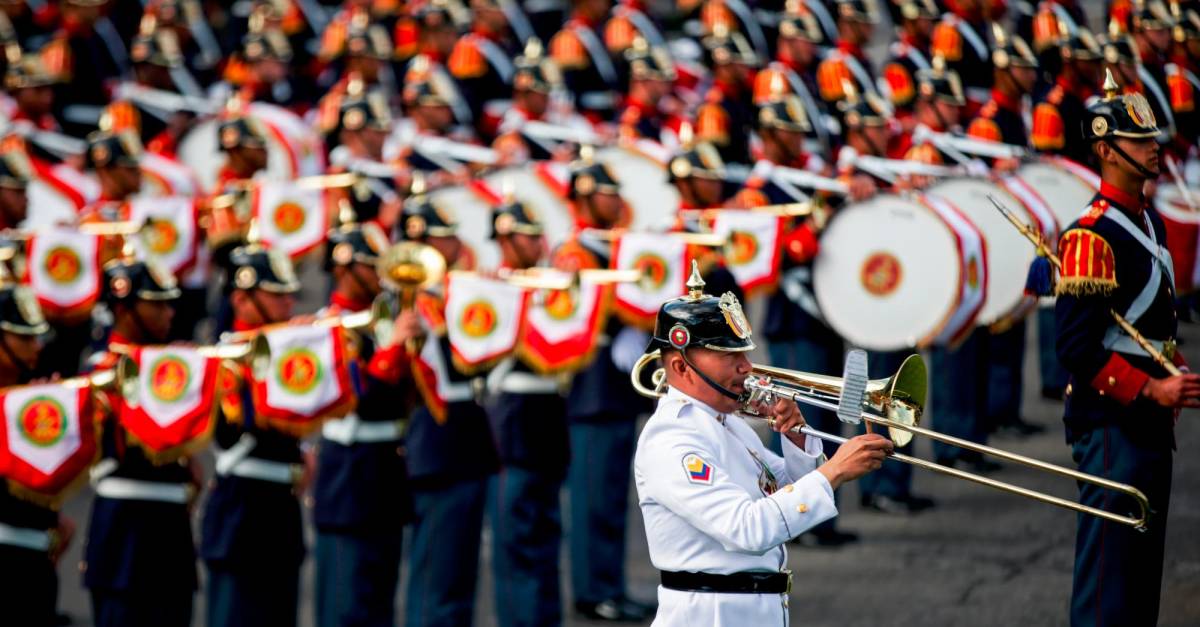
[{"x1": 1069, "y1": 425, "x2": 1172, "y2": 627}]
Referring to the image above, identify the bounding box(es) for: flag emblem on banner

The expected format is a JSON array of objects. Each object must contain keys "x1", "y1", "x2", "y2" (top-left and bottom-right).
[
  {"x1": 148, "y1": 355, "x2": 191, "y2": 403},
  {"x1": 144, "y1": 220, "x2": 180, "y2": 256},
  {"x1": 729, "y1": 231, "x2": 758, "y2": 265},
  {"x1": 460, "y1": 300, "x2": 498, "y2": 339},
  {"x1": 277, "y1": 347, "x2": 322, "y2": 395},
  {"x1": 44, "y1": 246, "x2": 82, "y2": 284},
  {"x1": 18, "y1": 396, "x2": 67, "y2": 447},
  {"x1": 273, "y1": 201, "x2": 307, "y2": 234},
  {"x1": 633, "y1": 253, "x2": 669, "y2": 289}
]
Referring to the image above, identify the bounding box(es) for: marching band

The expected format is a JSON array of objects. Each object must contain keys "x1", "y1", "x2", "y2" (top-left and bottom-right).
[{"x1": 0, "y1": 0, "x2": 1197, "y2": 625}]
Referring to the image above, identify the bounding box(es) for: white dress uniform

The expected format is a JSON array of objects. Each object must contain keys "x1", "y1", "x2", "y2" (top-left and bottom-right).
[{"x1": 634, "y1": 386, "x2": 838, "y2": 626}]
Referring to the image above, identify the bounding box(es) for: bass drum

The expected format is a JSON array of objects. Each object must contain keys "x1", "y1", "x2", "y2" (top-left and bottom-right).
[
  {"x1": 428, "y1": 183, "x2": 499, "y2": 269},
  {"x1": 1011, "y1": 157, "x2": 1099, "y2": 230},
  {"x1": 1153, "y1": 185, "x2": 1200, "y2": 293},
  {"x1": 925, "y1": 178, "x2": 1054, "y2": 328},
  {"x1": 814, "y1": 193, "x2": 986, "y2": 351},
  {"x1": 595, "y1": 146, "x2": 679, "y2": 231},
  {"x1": 177, "y1": 103, "x2": 325, "y2": 191},
  {"x1": 481, "y1": 166, "x2": 574, "y2": 253}
]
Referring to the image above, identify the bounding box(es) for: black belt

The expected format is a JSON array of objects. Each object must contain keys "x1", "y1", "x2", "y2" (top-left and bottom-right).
[{"x1": 660, "y1": 570, "x2": 792, "y2": 594}]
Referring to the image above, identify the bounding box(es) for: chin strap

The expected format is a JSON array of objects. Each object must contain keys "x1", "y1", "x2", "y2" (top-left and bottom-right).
[
  {"x1": 680, "y1": 347, "x2": 745, "y2": 402},
  {"x1": 1104, "y1": 139, "x2": 1160, "y2": 180}
]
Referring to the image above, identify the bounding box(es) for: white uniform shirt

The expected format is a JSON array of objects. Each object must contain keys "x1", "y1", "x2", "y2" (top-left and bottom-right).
[{"x1": 634, "y1": 386, "x2": 837, "y2": 626}]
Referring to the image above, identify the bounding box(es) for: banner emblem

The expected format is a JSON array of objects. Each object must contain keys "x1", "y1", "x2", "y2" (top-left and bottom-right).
[
  {"x1": 44, "y1": 246, "x2": 82, "y2": 284},
  {"x1": 729, "y1": 231, "x2": 759, "y2": 265},
  {"x1": 148, "y1": 355, "x2": 191, "y2": 403},
  {"x1": 460, "y1": 301, "x2": 498, "y2": 338},
  {"x1": 18, "y1": 396, "x2": 66, "y2": 447},
  {"x1": 273, "y1": 201, "x2": 307, "y2": 235},
  {"x1": 144, "y1": 220, "x2": 180, "y2": 255},
  {"x1": 277, "y1": 347, "x2": 322, "y2": 395},
  {"x1": 633, "y1": 253, "x2": 669, "y2": 289}
]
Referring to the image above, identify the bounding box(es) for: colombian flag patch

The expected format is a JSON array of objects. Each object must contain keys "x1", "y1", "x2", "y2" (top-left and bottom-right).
[{"x1": 682, "y1": 453, "x2": 714, "y2": 485}]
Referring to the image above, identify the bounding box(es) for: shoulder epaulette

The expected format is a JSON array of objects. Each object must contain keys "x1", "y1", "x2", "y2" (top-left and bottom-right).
[
  {"x1": 966, "y1": 117, "x2": 1002, "y2": 143},
  {"x1": 930, "y1": 21, "x2": 963, "y2": 62},
  {"x1": 448, "y1": 37, "x2": 488, "y2": 79},
  {"x1": 1030, "y1": 101, "x2": 1065, "y2": 151},
  {"x1": 752, "y1": 67, "x2": 791, "y2": 104},
  {"x1": 904, "y1": 142, "x2": 943, "y2": 165},
  {"x1": 816, "y1": 56, "x2": 851, "y2": 102},
  {"x1": 882, "y1": 62, "x2": 915, "y2": 106},
  {"x1": 1165, "y1": 65, "x2": 1195, "y2": 113},
  {"x1": 1057, "y1": 226, "x2": 1117, "y2": 296},
  {"x1": 40, "y1": 37, "x2": 72, "y2": 81},
  {"x1": 694, "y1": 102, "x2": 730, "y2": 145},
  {"x1": 731, "y1": 186, "x2": 769, "y2": 208},
  {"x1": 550, "y1": 29, "x2": 589, "y2": 70},
  {"x1": 604, "y1": 14, "x2": 637, "y2": 53}
]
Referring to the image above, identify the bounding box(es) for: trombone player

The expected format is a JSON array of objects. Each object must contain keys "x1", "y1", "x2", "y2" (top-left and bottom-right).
[{"x1": 633, "y1": 266, "x2": 892, "y2": 624}]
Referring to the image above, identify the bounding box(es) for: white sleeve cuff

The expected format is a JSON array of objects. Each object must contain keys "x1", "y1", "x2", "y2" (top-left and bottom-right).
[{"x1": 781, "y1": 434, "x2": 825, "y2": 482}]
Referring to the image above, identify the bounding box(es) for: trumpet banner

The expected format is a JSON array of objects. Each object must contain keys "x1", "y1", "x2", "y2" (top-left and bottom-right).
[
  {"x1": 445, "y1": 273, "x2": 528, "y2": 373},
  {"x1": 0, "y1": 384, "x2": 96, "y2": 502},
  {"x1": 611, "y1": 232, "x2": 689, "y2": 329},
  {"x1": 127, "y1": 196, "x2": 200, "y2": 276},
  {"x1": 251, "y1": 180, "x2": 329, "y2": 259},
  {"x1": 26, "y1": 227, "x2": 102, "y2": 319},
  {"x1": 710, "y1": 211, "x2": 785, "y2": 297},
  {"x1": 518, "y1": 275, "x2": 608, "y2": 374},
  {"x1": 252, "y1": 325, "x2": 355, "y2": 434},
  {"x1": 120, "y1": 346, "x2": 219, "y2": 459}
]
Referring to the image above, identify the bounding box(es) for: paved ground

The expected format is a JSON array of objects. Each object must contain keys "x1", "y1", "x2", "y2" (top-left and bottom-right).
[{"x1": 52, "y1": 307, "x2": 1200, "y2": 626}]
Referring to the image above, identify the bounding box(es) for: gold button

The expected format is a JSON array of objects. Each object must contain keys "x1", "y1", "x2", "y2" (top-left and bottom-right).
[
  {"x1": 1098, "y1": 389, "x2": 1105, "y2": 396},
  {"x1": 1108, "y1": 376, "x2": 1117, "y2": 387},
  {"x1": 784, "y1": 484, "x2": 794, "y2": 493},
  {"x1": 796, "y1": 504, "x2": 808, "y2": 513},
  {"x1": 1065, "y1": 384, "x2": 1073, "y2": 396}
]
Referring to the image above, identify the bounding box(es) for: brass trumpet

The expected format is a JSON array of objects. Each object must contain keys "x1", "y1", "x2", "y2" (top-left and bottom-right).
[
  {"x1": 109, "y1": 335, "x2": 273, "y2": 381},
  {"x1": 631, "y1": 350, "x2": 1152, "y2": 531},
  {"x1": 375, "y1": 241, "x2": 446, "y2": 353},
  {"x1": 220, "y1": 297, "x2": 396, "y2": 348}
]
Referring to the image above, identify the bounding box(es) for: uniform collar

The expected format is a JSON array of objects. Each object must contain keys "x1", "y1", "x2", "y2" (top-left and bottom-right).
[
  {"x1": 108, "y1": 330, "x2": 136, "y2": 350},
  {"x1": 1100, "y1": 180, "x2": 1145, "y2": 214},
  {"x1": 991, "y1": 88, "x2": 1021, "y2": 112},
  {"x1": 666, "y1": 385, "x2": 725, "y2": 422},
  {"x1": 232, "y1": 318, "x2": 262, "y2": 332},
  {"x1": 329, "y1": 291, "x2": 371, "y2": 313}
]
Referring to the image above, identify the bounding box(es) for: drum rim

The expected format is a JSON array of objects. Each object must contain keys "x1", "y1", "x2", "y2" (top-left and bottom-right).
[{"x1": 916, "y1": 193, "x2": 986, "y2": 348}]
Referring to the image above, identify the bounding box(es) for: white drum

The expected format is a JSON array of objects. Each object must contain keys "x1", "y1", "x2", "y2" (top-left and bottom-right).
[
  {"x1": 926, "y1": 178, "x2": 1051, "y2": 328},
  {"x1": 177, "y1": 103, "x2": 325, "y2": 191},
  {"x1": 481, "y1": 166, "x2": 574, "y2": 253},
  {"x1": 595, "y1": 146, "x2": 679, "y2": 231},
  {"x1": 814, "y1": 193, "x2": 987, "y2": 351},
  {"x1": 428, "y1": 184, "x2": 499, "y2": 269},
  {"x1": 1011, "y1": 157, "x2": 1099, "y2": 230}
]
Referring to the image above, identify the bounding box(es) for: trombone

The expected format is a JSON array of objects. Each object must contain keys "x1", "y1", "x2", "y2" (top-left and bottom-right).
[{"x1": 631, "y1": 349, "x2": 1152, "y2": 531}]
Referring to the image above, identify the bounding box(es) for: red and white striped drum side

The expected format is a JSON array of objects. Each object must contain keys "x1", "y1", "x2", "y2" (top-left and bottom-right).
[
  {"x1": 926, "y1": 177, "x2": 1051, "y2": 328},
  {"x1": 1011, "y1": 157, "x2": 1100, "y2": 231},
  {"x1": 1153, "y1": 186, "x2": 1200, "y2": 293},
  {"x1": 814, "y1": 193, "x2": 987, "y2": 351}
]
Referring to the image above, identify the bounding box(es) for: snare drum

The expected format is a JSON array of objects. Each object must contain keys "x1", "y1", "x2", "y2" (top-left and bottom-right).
[
  {"x1": 814, "y1": 193, "x2": 986, "y2": 351},
  {"x1": 1154, "y1": 186, "x2": 1200, "y2": 293},
  {"x1": 1011, "y1": 157, "x2": 1099, "y2": 230},
  {"x1": 926, "y1": 178, "x2": 1053, "y2": 328}
]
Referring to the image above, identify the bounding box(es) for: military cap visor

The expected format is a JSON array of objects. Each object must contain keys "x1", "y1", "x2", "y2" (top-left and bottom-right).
[
  {"x1": 86, "y1": 131, "x2": 144, "y2": 169},
  {"x1": 403, "y1": 196, "x2": 459, "y2": 239},
  {"x1": 103, "y1": 258, "x2": 182, "y2": 303},
  {"x1": 329, "y1": 221, "x2": 390, "y2": 266},
  {"x1": 570, "y1": 163, "x2": 621, "y2": 197},
  {"x1": 757, "y1": 97, "x2": 812, "y2": 132},
  {"x1": 668, "y1": 143, "x2": 727, "y2": 181},
  {"x1": 491, "y1": 200, "x2": 544, "y2": 239}
]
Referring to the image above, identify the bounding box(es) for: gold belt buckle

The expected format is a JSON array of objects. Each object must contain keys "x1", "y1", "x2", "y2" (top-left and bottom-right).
[
  {"x1": 783, "y1": 569, "x2": 793, "y2": 595},
  {"x1": 1162, "y1": 339, "x2": 1177, "y2": 361}
]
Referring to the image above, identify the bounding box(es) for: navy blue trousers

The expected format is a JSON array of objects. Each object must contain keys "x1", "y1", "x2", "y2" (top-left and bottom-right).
[
  {"x1": 858, "y1": 349, "x2": 916, "y2": 499},
  {"x1": 1070, "y1": 426, "x2": 1172, "y2": 627},
  {"x1": 929, "y1": 329, "x2": 988, "y2": 462},
  {"x1": 768, "y1": 335, "x2": 844, "y2": 531},
  {"x1": 568, "y1": 419, "x2": 636, "y2": 605},
  {"x1": 0, "y1": 546, "x2": 57, "y2": 627},
  {"x1": 206, "y1": 563, "x2": 299, "y2": 627},
  {"x1": 489, "y1": 467, "x2": 564, "y2": 627},
  {"x1": 405, "y1": 477, "x2": 488, "y2": 627},
  {"x1": 314, "y1": 530, "x2": 402, "y2": 627},
  {"x1": 1037, "y1": 306, "x2": 1069, "y2": 393},
  {"x1": 91, "y1": 587, "x2": 192, "y2": 627},
  {"x1": 985, "y1": 320, "x2": 1026, "y2": 427}
]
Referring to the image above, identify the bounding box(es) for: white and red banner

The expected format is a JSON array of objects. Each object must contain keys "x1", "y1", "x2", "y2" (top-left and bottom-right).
[
  {"x1": 252, "y1": 325, "x2": 355, "y2": 435},
  {"x1": 710, "y1": 211, "x2": 785, "y2": 297},
  {"x1": 26, "y1": 227, "x2": 102, "y2": 320},
  {"x1": 120, "y1": 346, "x2": 220, "y2": 459},
  {"x1": 0, "y1": 384, "x2": 96, "y2": 502},
  {"x1": 446, "y1": 272, "x2": 528, "y2": 373},
  {"x1": 518, "y1": 272, "x2": 608, "y2": 373},
  {"x1": 251, "y1": 180, "x2": 329, "y2": 259},
  {"x1": 127, "y1": 196, "x2": 200, "y2": 276},
  {"x1": 611, "y1": 232, "x2": 689, "y2": 329}
]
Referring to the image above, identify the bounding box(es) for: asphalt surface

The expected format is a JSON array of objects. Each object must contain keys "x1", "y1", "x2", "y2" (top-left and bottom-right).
[{"x1": 51, "y1": 301, "x2": 1200, "y2": 626}]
